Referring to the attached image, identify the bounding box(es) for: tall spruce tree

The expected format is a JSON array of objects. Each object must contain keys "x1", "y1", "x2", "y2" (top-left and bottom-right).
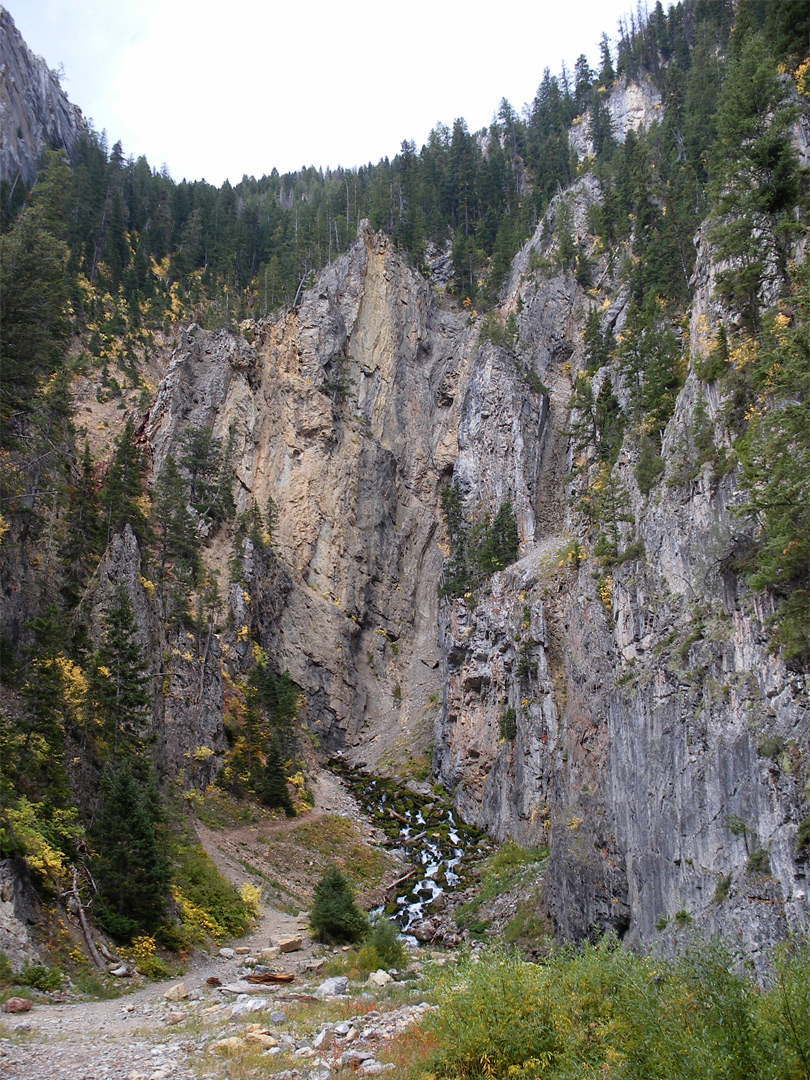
[
  {"x1": 100, "y1": 418, "x2": 149, "y2": 546},
  {"x1": 93, "y1": 759, "x2": 168, "y2": 941},
  {"x1": 90, "y1": 587, "x2": 151, "y2": 761},
  {"x1": 0, "y1": 201, "x2": 70, "y2": 445},
  {"x1": 709, "y1": 31, "x2": 801, "y2": 330},
  {"x1": 260, "y1": 739, "x2": 294, "y2": 816}
]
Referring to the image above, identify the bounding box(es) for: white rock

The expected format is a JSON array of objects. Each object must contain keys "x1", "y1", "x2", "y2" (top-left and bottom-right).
[
  {"x1": 315, "y1": 975, "x2": 349, "y2": 998},
  {"x1": 366, "y1": 969, "x2": 393, "y2": 987},
  {"x1": 230, "y1": 995, "x2": 267, "y2": 1017}
]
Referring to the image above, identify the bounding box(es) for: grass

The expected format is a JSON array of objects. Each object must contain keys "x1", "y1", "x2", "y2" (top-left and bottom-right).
[
  {"x1": 71, "y1": 970, "x2": 125, "y2": 999},
  {"x1": 502, "y1": 894, "x2": 553, "y2": 948},
  {"x1": 261, "y1": 813, "x2": 396, "y2": 893},
  {"x1": 193, "y1": 786, "x2": 272, "y2": 830},
  {"x1": 454, "y1": 841, "x2": 549, "y2": 940}
]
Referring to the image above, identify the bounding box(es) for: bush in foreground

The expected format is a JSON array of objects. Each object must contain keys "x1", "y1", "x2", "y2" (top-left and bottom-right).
[
  {"x1": 357, "y1": 913, "x2": 407, "y2": 971},
  {"x1": 416, "y1": 937, "x2": 810, "y2": 1080}
]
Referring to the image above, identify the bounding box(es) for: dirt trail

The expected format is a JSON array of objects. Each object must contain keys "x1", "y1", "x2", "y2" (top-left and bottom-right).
[{"x1": 0, "y1": 768, "x2": 388, "y2": 1080}]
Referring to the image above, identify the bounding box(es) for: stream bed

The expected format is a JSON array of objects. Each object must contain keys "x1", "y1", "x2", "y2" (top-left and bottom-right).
[{"x1": 330, "y1": 762, "x2": 493, "y2": 937}]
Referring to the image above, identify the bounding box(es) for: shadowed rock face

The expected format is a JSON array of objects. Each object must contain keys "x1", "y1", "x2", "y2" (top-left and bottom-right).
[
  {"x1": 0, "y1": 6, "x2": 85, "y2": 185},
  {"x1": 431, "y1": 174, "x2": 810, "y2": 963},
  {"x1": 0, "y1": 858, "x2": 42, "y2": 969}
]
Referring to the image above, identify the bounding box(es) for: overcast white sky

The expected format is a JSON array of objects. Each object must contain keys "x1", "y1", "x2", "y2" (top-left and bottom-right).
[{"x1": 9, "y1": 0, "x2": 640, "y2": 185}]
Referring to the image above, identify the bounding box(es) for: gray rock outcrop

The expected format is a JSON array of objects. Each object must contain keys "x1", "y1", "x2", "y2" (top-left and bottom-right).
[
  {"x1": 569, "y1": 76, "x2": 663, "y2": 159},
  {"x1": 0, "y1": 858, "x2": 42, "y2": 968},
  {"x1": 0, "y1": 6, "x2": 85, "y2": 185}
]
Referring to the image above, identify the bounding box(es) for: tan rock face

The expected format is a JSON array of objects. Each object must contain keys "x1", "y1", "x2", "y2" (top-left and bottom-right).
[{"x1": 147, "y1": 224, "x2": 473, "y2": 763}]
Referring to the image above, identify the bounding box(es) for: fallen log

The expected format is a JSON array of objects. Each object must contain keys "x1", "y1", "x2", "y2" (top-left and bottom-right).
[
  {"x1": 70, "y1": 868, "x2": 105, "y2": 970},
  {"x1": 386, "y1": 868, "x2": 417, "y2": 896},
  {"x1": 245, "y1": 972, "x2": 295, "y2": 985}
]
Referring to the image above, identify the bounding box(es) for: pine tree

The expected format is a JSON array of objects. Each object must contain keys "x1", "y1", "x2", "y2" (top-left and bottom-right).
[
  {"x1": 0, "y1": 201, "x2": 70, "y2": 444},
  {"x1": 439, "y1": 483, "x2": 472, "y2": 599},
  {"x1": 737, "y1": 263, "x2": 810, "y2": 667},
  {"x1": 709, "y1": 31, "x2": 801, "y2": 330},
  {"x1": 153, "y1": 455, "x2": 200, "y2": 620},
  {"x1": 90, "y1": 587, "x2": 151, "y2": 760},
  {"x1": 310, "y1": 865, "x2": 368, "y2": 944},
  {"x1": 93, "y1": 760, "x2": 168, "y2": 940},
  {"x1": 60, "y1": 443, "x2": 102, "y2": 607},
  {"x1": 480, "y1": 499, "x2": 520, "y2": 573},
  {"x1": 598, "y1": 33, "x2": 615, "y2": 86},
  {"x1": 99, "y1": 418, "x2": 149, "y2": 546},
  {"x1": 260, "y1": 740, "x2": 294, "y2": 816}
]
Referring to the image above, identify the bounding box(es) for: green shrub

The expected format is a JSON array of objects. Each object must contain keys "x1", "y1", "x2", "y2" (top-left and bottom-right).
[
  {"x1": 714, "y1": 874, "x2": 732, "y2": 903},
  {"x1": 424, "y1": 949, "x2": 556, "y2": 1078},
  {"x1": 636, "y1": 433, "x2": 666, "y2": 494},
  {"x1": 420, "y1": 939, "x2": 794, "y2": 1080},
  {"x1": 758, "y1": 735, "x2": 785, "y2": 760},
  {"x1": 310, "y1": 865, "x2": 368, "y2": 944},
  {"x1": 796, "y1": 815, "x2": 810, "y2": 853},
  {"x1": 747, "y1": 848, "x2": 771, "y2": 876},
  {"x1": 360, "y1": 914, "x2": 407, "y2": 969},
  {"x1": 94, "y1": 903, "x2": 140, "y2": 942},
  {"x1": 499, "y1": 707, "x2": 517, "y2": 741},
  {"x1": 136, "y1": 953, "x2": 173, "y2": 980},
  {"x1": 756, "y1": 938, "x2": 810, "y2": 1078},
  {"x1": 172, "y1": 843, "x2": 255, "y2": 943},
  {"x1": 20, "y1": 963, "x2": 63, "y2": 992}
]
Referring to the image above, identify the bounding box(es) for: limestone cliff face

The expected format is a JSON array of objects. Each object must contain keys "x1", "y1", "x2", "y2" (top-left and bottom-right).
[
  {"x1": 147, "y1": 224, "x2": 472, "y2": 764},
  {"x1": 0, "y1": 6, "x2": 84, "y2": 185},
  {"x1": 432, "y1": 170, "x2": 810, "y2": 962},
  {"x1": 568, "y1": 76, "x2": 662, "y2": 159}
]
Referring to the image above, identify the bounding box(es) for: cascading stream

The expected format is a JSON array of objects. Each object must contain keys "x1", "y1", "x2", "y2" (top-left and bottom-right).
[{"x1": 333, "y1": 765, "x2": 490, "y2": 936}]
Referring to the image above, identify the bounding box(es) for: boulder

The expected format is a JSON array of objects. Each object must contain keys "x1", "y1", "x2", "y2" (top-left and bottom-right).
[
  {"x1": 277, "y1": 935, "x2": 303, "y2": 953},
  {"x1": 315, "y1": 975, "x2": 349, "y2": 998},
  {"x1": 3, "y1": 997, "x2": 32, "y2": 1013},
  {"x1": 366, "y1": 969, "x2": 393, "y2": 987}
]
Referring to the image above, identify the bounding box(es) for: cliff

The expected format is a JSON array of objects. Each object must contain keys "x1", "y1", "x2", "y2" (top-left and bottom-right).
[
  {"x1": 145, "y1": 223, "x2": 472, "y2": 768},
  {"x1": 432, "y1": 174, "x2": 810, "y2": 961},
  {"x1": 0, "y1": 6, "x2": 85, "y2": 185},
  {"x1": 133, "y1": 181, "x2": 808, "y2": 961}
]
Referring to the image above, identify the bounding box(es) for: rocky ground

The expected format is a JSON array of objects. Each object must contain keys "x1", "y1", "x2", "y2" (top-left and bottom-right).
[
  {"x1": 0, "y1": 768, "x2": 552, "y2": 1078},
  {"x1": 0, "y1": 949, "x2": 437, "y2": 1080}
]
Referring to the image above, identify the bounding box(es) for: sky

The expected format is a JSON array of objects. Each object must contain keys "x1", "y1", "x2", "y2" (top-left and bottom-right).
[{"x1": 9, "y1": 0, "x2": 638, "y2": 185}]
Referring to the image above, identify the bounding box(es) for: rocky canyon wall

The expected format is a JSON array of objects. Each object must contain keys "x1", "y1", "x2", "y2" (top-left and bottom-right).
[
  {"x1": 127, "y1": 161, "x2": 809, "y2": 961},
  {"x1": 0, "y1": 6, "x2": 85, "y2": 185}
]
